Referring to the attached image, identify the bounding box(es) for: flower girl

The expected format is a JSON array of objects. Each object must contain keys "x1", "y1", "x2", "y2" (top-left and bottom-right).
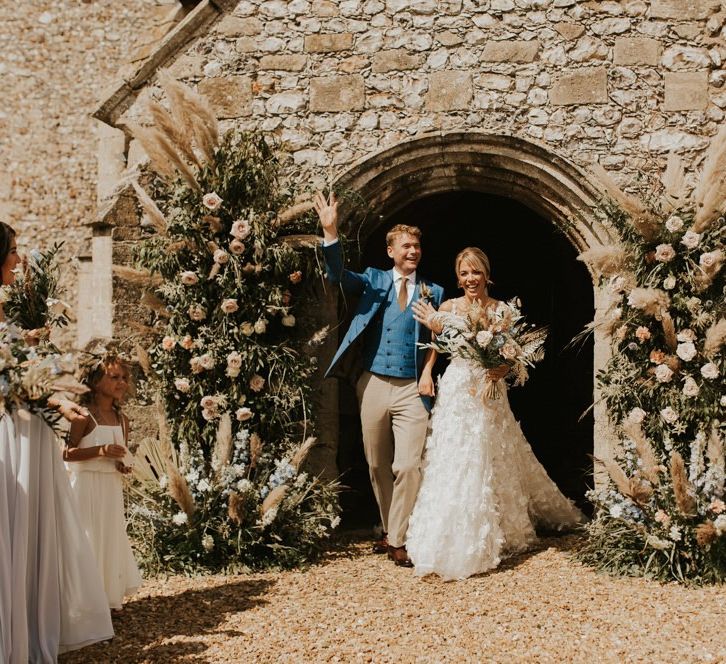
[{"x1": 64, "y1": 347, "x2": 141, "y2": 610}]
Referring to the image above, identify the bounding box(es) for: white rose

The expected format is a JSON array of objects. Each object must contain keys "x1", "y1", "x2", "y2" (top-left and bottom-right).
[
  {"x1": 682, "y1": 376, "x2": 699, "y2": 397},
  {"x1": 662, "y1": 275, "x2": 676, "y2": 290},
  {"x1": 199, "y1": 353, "x2": 216, "y2": 370},
  {"x1": 500, "y1": 341, "x2": 518, "y2": 360},
  {"x1": 202, "y1": 192, "x2": 223, "y2": 210},
  {"x1": 677, "y1": 329, "x2": 696, "y2": 343},
  {"x1": 281, "y1": 314, "x2": 296, "y2": 327},
  {"x1": 190, "y1": 357, "x2": 204, "y2": 374},
  {"x1": 655, "y1": 364, "x2": 674, "y2": 383},
  {"x1": 180, "y1": 271, "x2": 199, "y2": 285},
  {"x1": 721, "y1": 395, "x2": 726, "y2": 408},
  {"x1": 254, "y1": 319, "x2": 267, "y2": 335},
  {"x1": 700, "y1": 362, "x2": 719, "y2": 380},
  {"x1": 680, "y1": 230, "x2": 701, "y2": 249},
  {"x1": 188, "y1": 304, "x2": 207, "y2": 321},
  {"x1": 476, "y1": 330, "x2": 494, "y2": 347},
  {"x1": 213, "y1": 249, "x2": 229, "y2": 265},
  {"x1": 236, "y1": 407, "x2": 253, "y2": 421},
  {"x1": 714, "y1": 515, "x2": 726, "y2": 535},
  {"x1": 699, "y1": 251, "x2": 719, "y2": 268},
  {"x1": 626, "y1": 407, "x2": 646, "y2": 424},
  {"x1": 227, "y1": 352, "x2": 242, "y2": 369},
  {"x1": 221, "y1": 298, "x2": 239, "y2": 314},
  {"x1": 230, "y1": 219, "x2": 251, "y2": 240},
  {"x1": 665, "y1": 215, "x2": 684, "y2": 232},
  {"x1": 660, "y1": 406, "x2": 678, "y2": 424},
  {"x1": 226, "y1": 366, "x2": 240, "y2": 378},
  {"x1": 654, "y1": 243, "x2": 676, "y2": 262},
  {"x1": 174, "y1": 378, "x2": 191, "y2": 393},
  {"x1": 676, "y1": 342, "x2": 697, "y2": 362}
]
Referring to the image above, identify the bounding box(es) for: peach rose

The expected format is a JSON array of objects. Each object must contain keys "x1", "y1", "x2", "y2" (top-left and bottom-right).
[
  {"x1": 161, "y1": 336, "x2": 176, "y2": 351},
  {"x1": 249, "y1": 374, "x2": 265, "y2": 392},
  {"x1": 289, "y1": 271, "x2": 303, "y2": 284},
  {"x1": 202, "y1": 192, "x2": 223, "y2": 210},
  {"x1": 221, "y1": 298, "x2": 239, "y2": 314}
]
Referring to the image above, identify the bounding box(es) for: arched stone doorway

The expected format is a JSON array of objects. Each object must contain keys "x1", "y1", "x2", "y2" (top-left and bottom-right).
[{"x1": 327, "y1": 132, "x2": 614, "y2": 526}]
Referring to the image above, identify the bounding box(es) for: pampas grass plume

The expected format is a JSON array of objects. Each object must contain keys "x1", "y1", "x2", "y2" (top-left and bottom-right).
[
  {"x1": 131, "y1": 180, "x2": 168, "y2": 236},
  {"x1": 670, "y1": 451, "x2": 697, "y2": 516},
  {"x1": 704, "y1": 318, "x2": 726, "y2": 358},
  {"x1": 627, "y1": 287, "x2": 670, "y2": 317},
  {"x1": 261, "y1": 485, "x2": 288, "y2": 514},
  {"x1": 112, "y1": 265, "x2": 163, "y2": 287},
  {"x1": 577, "y1": 245, "x2": 627, "y2": 277},
  {"x1": 212, "y1": 412, "x2": 233, "y2": 476}
]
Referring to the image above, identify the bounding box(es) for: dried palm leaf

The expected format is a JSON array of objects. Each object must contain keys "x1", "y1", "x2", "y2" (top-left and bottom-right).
[
  {"x1": 148, "y1": 100, "x2": 202, "y2": 170},
  {"x1": 704, "y1": 318, "x2": 726, "y2": 358},
  {"x1": 212, "y1": 412, "x2": 233, "y2": 477},
  {"x1": 670, "y1": 451, "x2": 697, "y2": 516},
  {"x1": 591, "y1": 163, "x2": 659, "y2": 239},
  {"x1": 695, "y1": 521, "x2": 718, "y2": 547},
  {"x1": 291, "y1": 436, "x2": 317, "y2": 472},
  {"x1": 112, "y1": 265, "x2": 163, "y2": 287},
  {"x1": 627, "y1": 287, "x2": 670, "y2": 317},
  {"x1": 576, "y1": 245, "x2": 627, "y2": 278},
  {"x1": 622, "y1": 420, "x2": 660, "y2": 485},
  {"x1": 694, "y1": 125, "x2": 726, "y2": 231},
  {"x1": 261, "y1": 485, "x2": 288, "y2": 514},
  {"x1": 135, "y1": 343, "x2": 152, "y2": 375},
  {"x1": 131, "y1": 180, "x2": 168, "y2": 236},
  {"x1": 228, "y1": 492, "x2": 245, "y2": 525},
  {"x1": 660, "y1": 311, "x2": 677, "y2": 351}
]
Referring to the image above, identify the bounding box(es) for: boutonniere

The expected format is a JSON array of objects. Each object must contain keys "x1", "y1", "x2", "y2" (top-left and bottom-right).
[{"x1": 418, "y1": 282, "x2": 433, "y2": 301}]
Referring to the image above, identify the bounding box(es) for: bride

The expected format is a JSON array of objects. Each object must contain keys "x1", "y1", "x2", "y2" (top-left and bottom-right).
[{"x1": 407, "y1": 247, "x2": 584, "y2": 580}]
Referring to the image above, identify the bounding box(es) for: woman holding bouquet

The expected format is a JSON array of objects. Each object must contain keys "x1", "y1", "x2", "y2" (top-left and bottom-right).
[
  {"x1": 407, "y1": 247, "x2": 584, "y2": 580},
  {"x1": 0, "y1": 221, "x2": 113, "y2": 662}
]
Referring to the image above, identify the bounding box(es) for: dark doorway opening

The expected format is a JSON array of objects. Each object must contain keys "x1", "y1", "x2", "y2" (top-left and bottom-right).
[{"x1": 336, "y1": 191, "x2": 594, "y2": 529}]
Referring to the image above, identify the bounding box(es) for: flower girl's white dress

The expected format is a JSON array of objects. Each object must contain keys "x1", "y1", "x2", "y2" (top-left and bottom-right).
[
  {"x1": 66, "y1": 414, "x2": 141, "y2": 610},
  {"x1": 407, "y1": 307, "x2": 584, "y2": 580},
  {"x1": 0, "y1": 410, "x2": 113, "y2": 662}
]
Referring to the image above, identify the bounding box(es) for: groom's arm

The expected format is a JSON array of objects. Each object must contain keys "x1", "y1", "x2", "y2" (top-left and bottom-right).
[{"x1": 322, "y1": 240, "x2": 367, "y2": 295}]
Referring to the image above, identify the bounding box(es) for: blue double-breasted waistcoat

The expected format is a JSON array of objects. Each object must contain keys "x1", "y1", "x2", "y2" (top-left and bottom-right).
[{"x1": 322, "y1": 241, "x2": 444, "y2": 410}]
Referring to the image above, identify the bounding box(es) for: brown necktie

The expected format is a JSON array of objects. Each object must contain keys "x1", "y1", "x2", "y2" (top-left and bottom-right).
[{"x1": 397, "y1": 277, "x2": 408, "y2": 311}]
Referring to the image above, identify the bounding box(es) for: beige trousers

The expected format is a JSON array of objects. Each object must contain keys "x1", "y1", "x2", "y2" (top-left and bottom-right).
[{"x1": 356, "y1": 371, "x2": 430, "y2": 548}]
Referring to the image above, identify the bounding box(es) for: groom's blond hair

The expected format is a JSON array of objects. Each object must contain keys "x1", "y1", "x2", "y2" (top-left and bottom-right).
[{"x1": 386, "y1": 224, "x2": 421, "y2": 246}]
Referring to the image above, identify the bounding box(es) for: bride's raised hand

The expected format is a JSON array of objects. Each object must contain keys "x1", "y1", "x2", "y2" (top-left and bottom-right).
[{"x1": 412, "y1": 299, "x2": 443, "y2": 334}]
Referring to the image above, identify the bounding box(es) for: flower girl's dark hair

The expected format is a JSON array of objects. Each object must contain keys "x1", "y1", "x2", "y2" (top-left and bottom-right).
[{"x1": 0, "y1": 222, "x2": 17, "y2": 283}]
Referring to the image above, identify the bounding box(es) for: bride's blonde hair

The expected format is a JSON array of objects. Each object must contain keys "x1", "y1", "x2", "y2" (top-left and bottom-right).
[{"x1": 455, "y1": 247, "x2": 492, "y2": 290}]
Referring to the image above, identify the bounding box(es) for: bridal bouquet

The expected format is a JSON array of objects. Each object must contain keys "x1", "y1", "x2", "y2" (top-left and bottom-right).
[
  {"x1": 0, "y1": 324, "x2": 86, "y2": 421},
  {"x1": 2, "y1": 243, "x2": 72, "y2": 334},
  {"x1": 426, "y1": 298, "x2": 548, "y2": 399}
]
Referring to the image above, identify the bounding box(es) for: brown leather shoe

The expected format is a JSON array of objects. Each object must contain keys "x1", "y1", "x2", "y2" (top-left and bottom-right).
[
  {"x1": 387, "y1": 545, "x2": 414, "y2": 568},
  {"x1": 371, "y1": 534, "x2": 388, "y2": 554}
]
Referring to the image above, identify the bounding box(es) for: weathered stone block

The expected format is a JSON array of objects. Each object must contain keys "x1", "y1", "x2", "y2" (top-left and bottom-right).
[
  {"x1": 550, "y1": 67, "x2": 608, "y2": 105},
  {"x1": 436, "y1": 30, "x2": 464, "y2": 46},
  {"x1": 554, "y1": 22, "x2": 585, "y2": 40},
  {"x1": 614, "y1": 37, "x2": 661, "y2": 65},
  {"x1": 372, "y1": 49, "x2": 421, "y2": 73},
  {"x1": 310, "y1": 75, "x2": 365, "y2": 111},
  {"x1": 339, "y1": 55, "x2": 369, "y2": 72},
  {"x1": 305, "y1": 33, "x2": 354, "y2": 53},
  {"x1": 198, "y1": 76, "x2": 252, "y2": 118},
  {"x1": 664, "y1": 71, "x2": 709, "y2": 111},
  {"x1": 426, "y1": 71, "x2": 472, "y2": 110},
  {"x1": 215, "y1": 15, "x2": 262, "y2": 36},
  {"x1": 481, "y1": 40, "x2": 539, "y2": 63},
  {"x1": 259, "y1": 54, "x2": 308, "y2": 71},
  {"x1": 312, "y1": 0, "x2": 339, "y2": 16},
  {"x1": 478, "y1": 73, "x2": 513, "y2": 90},
  {"x1": 650, "y1": 0, "x2": 719, "y2": 19}
]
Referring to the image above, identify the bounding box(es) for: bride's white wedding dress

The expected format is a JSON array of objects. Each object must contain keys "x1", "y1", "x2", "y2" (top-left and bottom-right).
[{"x1": 407, "y1": 309, "x2": 584, "y2": 580}]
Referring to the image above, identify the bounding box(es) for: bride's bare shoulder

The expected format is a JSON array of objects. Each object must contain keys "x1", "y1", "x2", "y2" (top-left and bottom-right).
[{"x1": 439, "y1": 299, "x2": 456, "y2": 312}]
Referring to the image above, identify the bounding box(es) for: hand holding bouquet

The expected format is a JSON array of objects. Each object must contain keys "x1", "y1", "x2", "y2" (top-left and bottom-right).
[{"x1": 422, "y1": 298, "x2": 548, "y2": 399}]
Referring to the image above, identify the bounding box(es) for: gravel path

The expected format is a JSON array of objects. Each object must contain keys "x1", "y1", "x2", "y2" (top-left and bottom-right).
[{"x1": 60, "y1": 535, "x2": 725, "y2": 663}]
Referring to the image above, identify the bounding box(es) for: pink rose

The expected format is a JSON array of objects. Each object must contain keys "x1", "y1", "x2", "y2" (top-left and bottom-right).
[
  {"x1": 200, "y1": 395, "x2": 216, "y2": 409},
  {"x1": 289, "y1": 271, "x2": 303, "y2": 284},
  {"x1": 229, "y1": 239, "x2": 246, "y2": 255},
  {"x1": 202, "y1": 192, "x2": 223, "y2": 210},
  {"x1": 500, "y1": 341, "x2": 518, "y2": 360},
  {"x1": 190, "y1": 357, "x2": 204, "y2": 374},
  {"x1": 654, "y1": 244, "x2": 675, "y2": 262},
  {"x1": 180, "y1": 271, "x2": 199, "y2": 286},
  {"x1": 227, "y1": 352, "x2": 242, "y2": 369},
  {"x1": 174, "y1": 378, "x2": 190, "y2": 393},
  {"x1": 213, "y1": 249, "x2": 229, "y2": 265},
  {"x1": 236, "y1": 407, "x2": 253, "y2": 422},
  {"x1": 249, "y1": 374, "x2": 265, "y2": 392},
  {"x1": 221, "y1": 298, "x2": 239, "y2": 314},
  {"x1": 699, "y1": 251, "x2": 720, "y2": 268},
  {"x1": 188, "y1": 304, "x2": 207, "y2": 321},
  {"x1": 230, "y1": 219, "x2": 251, "y2": 240},
  {"x1": 680, "y1": 230, "x2": 700, "y2": 249},
  {"x1": 161, "y1": 336, "x2": 176, "y2": 351},
  {"x1": 180, "y1": 335, "x2": 195, "y2": 350},
  {"x1": 654, "y1": 364, "x2": 673, "y2": 383},
  {"x1": 701, "y1": 362, "x2": 719, "y2": 380},
  {"x1": 677, "y1": 329, "x2": 696, "y2": 343},
  {"x1": 635, "y1": 326, "x2": 651, "y2": 342}
]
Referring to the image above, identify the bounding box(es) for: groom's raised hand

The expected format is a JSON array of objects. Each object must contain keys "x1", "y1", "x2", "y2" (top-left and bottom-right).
[{"x1": 314, "y1": 191, "x2": 339, "y2": 243}]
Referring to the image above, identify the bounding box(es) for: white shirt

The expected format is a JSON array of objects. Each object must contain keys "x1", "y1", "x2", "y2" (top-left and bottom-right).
[{"x1": 392, "y1": 268, "x2": 416, "y2": 306}]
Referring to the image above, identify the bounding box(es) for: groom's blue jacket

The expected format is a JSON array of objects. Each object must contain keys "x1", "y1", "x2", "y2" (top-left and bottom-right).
[{"x1": 322, "y1": 241, "x2": 444, "y2": 410}]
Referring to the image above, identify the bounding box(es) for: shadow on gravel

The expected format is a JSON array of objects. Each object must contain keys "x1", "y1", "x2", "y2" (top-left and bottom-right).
[{"x1": 60, "y1": 577, "x2": 274, "y2": 663}]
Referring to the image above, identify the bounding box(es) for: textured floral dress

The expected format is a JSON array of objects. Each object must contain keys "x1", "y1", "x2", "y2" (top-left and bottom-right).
[{"x1": 407, "y1": 306, "x2": 584, "y2": 580}]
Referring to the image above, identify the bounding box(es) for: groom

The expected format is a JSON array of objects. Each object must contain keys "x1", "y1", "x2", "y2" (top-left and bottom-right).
[{"x1": 315, "y1": 192, "x2": 444, "y2": 567}]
